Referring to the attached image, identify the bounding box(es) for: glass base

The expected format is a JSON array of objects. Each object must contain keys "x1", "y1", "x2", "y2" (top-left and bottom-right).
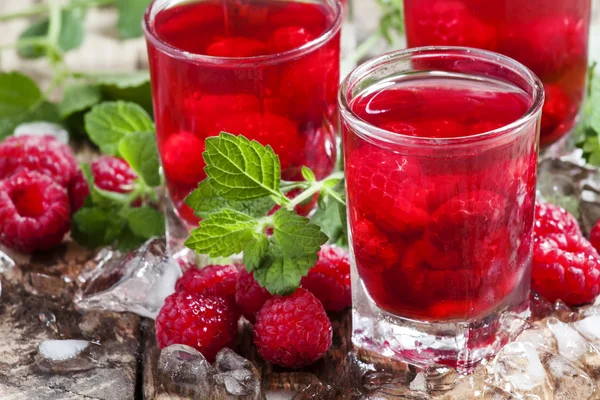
[{"x1": 351, "y1": 267, "x2": 531, "y2": 372}]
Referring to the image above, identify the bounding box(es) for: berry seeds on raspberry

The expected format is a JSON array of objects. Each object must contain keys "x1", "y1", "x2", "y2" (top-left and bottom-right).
[
  {"x1": 253, "y1": 288, "x2": 332, "y2": 368},
  {"x1": 175, "y1": 264, "x2": 240, "y2": 303},
  {"x1": 235, "y1": 269, "x2": 272, "y2": 323},
  {"x1": 0, "y1": 170, "x2": 71, "y2": 252}
]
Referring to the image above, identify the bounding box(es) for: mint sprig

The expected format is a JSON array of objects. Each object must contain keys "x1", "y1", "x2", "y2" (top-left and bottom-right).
[
  {"x1": 578, "y1": 64, "x2": 600, "y2": 165},
  {"x1": 185, "y1": 132, "x2": 345, "y2": 296}
]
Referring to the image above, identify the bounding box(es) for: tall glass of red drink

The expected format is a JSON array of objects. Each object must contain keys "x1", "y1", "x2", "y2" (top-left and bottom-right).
[
  {"x1": 143, "y1": 0, "x2": 342, "y2": 249},
  {"x1": 340, "y1": 47, "x2": 544, "y2": 369},
  {"x1": 403, "y1": 0, "x2": 590, "y2": 148}
]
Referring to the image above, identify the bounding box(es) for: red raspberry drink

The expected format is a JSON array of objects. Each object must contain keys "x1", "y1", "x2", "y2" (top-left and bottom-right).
[
  {"x1": 143, "y1": 0, "x2": 341, "y2": 231},
  {"x1": 403, "y1": 0, "x2": 591, "y2": 147},
  {"x1": 340, "y1": 48, "x2": 543, "y2": 369}
]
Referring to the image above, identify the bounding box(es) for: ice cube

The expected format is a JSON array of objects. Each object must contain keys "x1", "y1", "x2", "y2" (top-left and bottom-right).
[
  {"x1": 546, "y1": 318, "x2": 590, "y2": 362},
  {"x1": 36, "y1": 339, "x2": 95, "y2": 374},
  {"x1": 214, "y1": 348, "x2": 261, "y2": 399},
  {"x1": 75, "y1": 238, "x2": 182, "y2": 319},
  {"x1": 540, "y1": 353, "x2": 595, "y2": 399},
  {"x1": 0, "y1": 249, "x2": 15, "y2": 274},
  {"x1": 492, "y1": 342, "x2": 553, "y2": 399},
  {"x1": 423, "y1": 365, "x2": 458, "y2": 392},
  {"x1": 13, "y1": 122, "x2": 69, "y2": 144},
  {"x1": 158, "y1": 344, "x2": 219, "y2": 399},
  {"x1": 573, "y1": 315, "x2": 600, "y2": 345},
  {"x1": 514, "y1": 325, "x2": 557, "y2": 352}
]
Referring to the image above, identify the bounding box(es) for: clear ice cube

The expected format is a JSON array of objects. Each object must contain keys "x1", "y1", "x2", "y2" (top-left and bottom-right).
[
  {"x1": 75, "y1": 238, "x2": 182, "y2": 319},
  {"x1": 214, "y1": 348, "x2": 261, "y2": 399},
  {"x1": 36, "y1": 339, "x2": 94, "y2": 374},
  {"x1": 540, "y1": 353, "x2": 595, "y2": 399},
  {"x1": 573, "y1": 315, "x2": 600, "y2": 345},
  {"x1": 158, "y1": 344, "x2": 218, "y2": 399}
]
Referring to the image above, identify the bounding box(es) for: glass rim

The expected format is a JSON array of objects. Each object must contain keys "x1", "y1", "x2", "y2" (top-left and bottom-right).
[
  {"x1": 338, "y1": 46, "x2": 545, "y2": 148},
  {"x1": 142, "y1": 0, "x2": 343, "y2": 67}
]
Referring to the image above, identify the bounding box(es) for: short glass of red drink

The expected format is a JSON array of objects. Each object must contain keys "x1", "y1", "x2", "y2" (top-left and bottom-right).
[
  {"x1": 143, "y1": 0, "x2": 342, "y2": 249},
  {"x1": 340, "y1": 47, "x2": 544, "y2": 369},
  {"x1": 403, "y1": 0, "x2": 590, "y2": 148}
]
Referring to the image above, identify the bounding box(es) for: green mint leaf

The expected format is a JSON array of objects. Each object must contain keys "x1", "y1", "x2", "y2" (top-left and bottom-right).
[
  {"x1": 116, "y1": 226, "x2": 147, "y2": 251},
  {"x1": 58, "y1": 84, "x2": 102, "y2": 119},
  {"x1": 272, "y1": 209, "x2": 328, "y2": 259},
  {"x1": 185, "y1": 209, "x2": 259, "y2": 257},
  {"x1": 243, "y1": 234, "x2": 269, "y2": 272},
  {"x1": 118, "y1": 131, "x2": 161, "y2": 187},
  {"x1": 301, "y1": 166, "x2": 316, "y2": 182},
  {"x1": 185, "y1": 179, "x2": 275, "y2": 219},
  {"x1": 72, "y1": 207, "x2": 124, "y2": 248},
  {"x1": 311, "y1": 197, "x2": 348, "y2": 248},
  {"x1": 253, "y1": 243, "x2": 314, "y2": 295},
  {"x1": 116, "y1": 0, "x2": 150, "y2": 39},
  {"x1": 18, "y1": 8, "x2": 85, "y2": 58},
  {"x1": 124, "y1": 207, "x2": 165, "y2": 239},
  {"x1": 589, "y1": 76, "x2": 600, "y2": 134},
  {"x1": 204, "y1": 132, "x2": 281, "y2": 201},
  {"x1": 84, "y1": 101, "x2": 154, "y2": 155}
]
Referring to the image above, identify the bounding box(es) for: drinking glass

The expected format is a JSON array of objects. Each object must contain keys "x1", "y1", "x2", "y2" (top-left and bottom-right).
[
  {"x1": 143, "y1": 0, "x2": 342, "y2": 251},
  {"x1": 403, "y1": 0, "x2": 590, "y2": 148},
  {"x1": 339, "y1": 47, "x2": 544, "y2": 369}
]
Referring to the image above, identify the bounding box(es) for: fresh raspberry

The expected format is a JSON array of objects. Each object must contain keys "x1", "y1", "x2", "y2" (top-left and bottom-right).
[
  {"x1": 254, "y1": 288, "x2": 332, "y2": 368},
  {"x1": 155, "y1": 292, "x2": 238, "y2": 362},
  {"x1": 235, "y1": 269, "x2": 272, "y2": 323},
  {"x1": 534, "y1": 201, "x2": 581, "y2": 238},
  {"x1": 301, "y1": 245, "x2": 351, "y2": 312},
  {"x1": 175, "y1": 264, "x2": 240, "y2": 303},
  {"x1": 533, "y1": 233, "x2": 600, "y2": 306},
  {"x1": 205, "y1": 37, "x2": 268, "y2": 57},
  {"x1": 91, "y1": 156, "x2": 137, "y2": 194},
  {"x1": 215, "y1": 112, "x2": 303, "y2": 173},
  {"x1": 68, "y1": 169, "x2": 90, "y2": 213},
  {"x1": 407, "y1": 1, "x2": 497, "y2": 50},
  {"x1": 0, "y1": 170, "x2": 71, "y2": 252},
  {"x1": 590, "y1": 220, "x2": 600, "y2": 254},
  {"x1": 268, "y1": 26, "x2": 315, "y2": 53},
  {"x1": 161, "y1": 132, "x2": 206, "y2": 185},
  {"x1": 540, "y1": 84, "x2": 573, "y2": 144},
  {"x1": 0, "y1": 134, "x2": 77, "y2": 188}
]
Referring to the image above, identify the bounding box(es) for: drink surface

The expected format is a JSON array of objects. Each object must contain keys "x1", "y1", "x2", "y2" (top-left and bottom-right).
[
  {"x1": 345, "y1": 74, "x2": 537, "y2": 321},
  {"x1": 403, "y1": 0, "x2": 590, "y2": 146},
  {"x1": 147, "y1": 0, "x2": 340, "y2": 224}
]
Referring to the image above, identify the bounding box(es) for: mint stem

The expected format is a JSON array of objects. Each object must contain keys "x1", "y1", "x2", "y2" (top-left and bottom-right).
[
  {"x1": 0, "y1": 0, "x2": 116, "y2": 22},
  {"x1": 285, "y1": 171, "x2": 345, "y2": 211}
]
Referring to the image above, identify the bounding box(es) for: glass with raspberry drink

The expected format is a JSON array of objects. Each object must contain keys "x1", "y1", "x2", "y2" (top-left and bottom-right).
[
  {"x1": 340, "y1": 48, "x2": 543, "y2": 369},
  {"x1": 143, "y1": 0, "x2": 341, "y2": 239},
  {"x1": 403, "y1": 0, "x2": 590, "y2": 148}
]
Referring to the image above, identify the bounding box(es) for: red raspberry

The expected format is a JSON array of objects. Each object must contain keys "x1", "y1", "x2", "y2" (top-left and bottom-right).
[
  {"x1": 235, "y1": 269, "x2": 272, "y2": 323},
  {"x1": 590, "y1": 220, "x2": 600, "y2": 254},
  {"x1": 91, "y1": 156, "x2": 137, "y2": 194},
  {"x1": 532, "y1": 233, "x2": 600, "y2": 306},
  {"x1": 301, "y1": 245, "x2": 351, "y2": 312},
  {"x1": 407, "y1": 1, "x2": 497, "y2": 50},
  {"x1": 426, "y1": 190, "x2": 507, "y2": 254},
  {"x1": 534, "y1": 201, "x2": 581, "y2": 238},
  {"x1": 215, "y1": 112, "x2": 302, "y2": 173},
  {"x1": 0, "y1": 170, "x2": 71, "y2": 252},
  {"x1": 68, "y1": 169, "x2": 90, "y2": 213},
  {"x1": 0, "y1": 135, "x2": 77, "y2": 187},
  {"x1": 540, "y1": 84, "x2": 573, "y2": 144},
  {"x1": 205, "y1": 37, "x2": 268, "y2": 57},
  {"x1": 175, "y1": 264, "x2": 240, "y2": 303},
  {"x1": 254, "y1": 288, "x2": 332, "y2": 368},
  {"x1": 155, "y1": 292, "x2": 238, "y2": 362},
  {"x1": 268, "y1": 26, "x2": 315, "y2": 53},
  {"x1": 185, "y1": 94, "x2": 260, "y2": 139},
  {"x1": 161, "y1": 132, "x2": 206, "y2": 185},
  {"x1": 352, "y1": 218, "x2": 402, "y2": 271}
]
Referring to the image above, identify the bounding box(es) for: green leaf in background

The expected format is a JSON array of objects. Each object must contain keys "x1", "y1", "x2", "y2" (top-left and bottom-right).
[
  {"x1": 589, "y1": 75, "x2": 600, "y2": 135},
  {"x1": 17, "y1": 8, "x2": 85, "y2": 58},
  {"x1": 272, "y1": 209, "x2": 327, "y2": 260},
  {"x1": 377, "y1": 0, "x2": 405, "y2": 43},
  {"x1": 118, "y1": 131, "x2": 161, "y2": 187},
  {"x1": 185, "y1": 180, "x2": 275, "y2": 219},
  {"x1": 311, "y1": 197, "x2": 348, "y2": 248},
  {"x1": 84, "y1": 101, "x2": 154, "y2": 155},
  {"x1": 185, "y1": 209, "x2": 259, "y2": 257},
  {"x1": 116, "y1": 0, "x2": 151, "y2": 39},
  {"x1": 203, "y1": 133, "x2": 281, "y2": 201},
  {"x1": 124, "y1": 207, "x2": 165, "y2": 239},
  {"x1": 0, "y1": 72, "x2": 60, "y2": 139},
  {"x1": 72, "y1": 207, "x2": 124, "y2": 248},
  {"x1": 58, "y1": 84, "x2": 102, "y2": 119},
  {"x1": 85, "y1": 71, "x2": 150, "y2": 88},
  {"x1": 243, "y1": 234, "x2": 269, "y2": 272}
]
